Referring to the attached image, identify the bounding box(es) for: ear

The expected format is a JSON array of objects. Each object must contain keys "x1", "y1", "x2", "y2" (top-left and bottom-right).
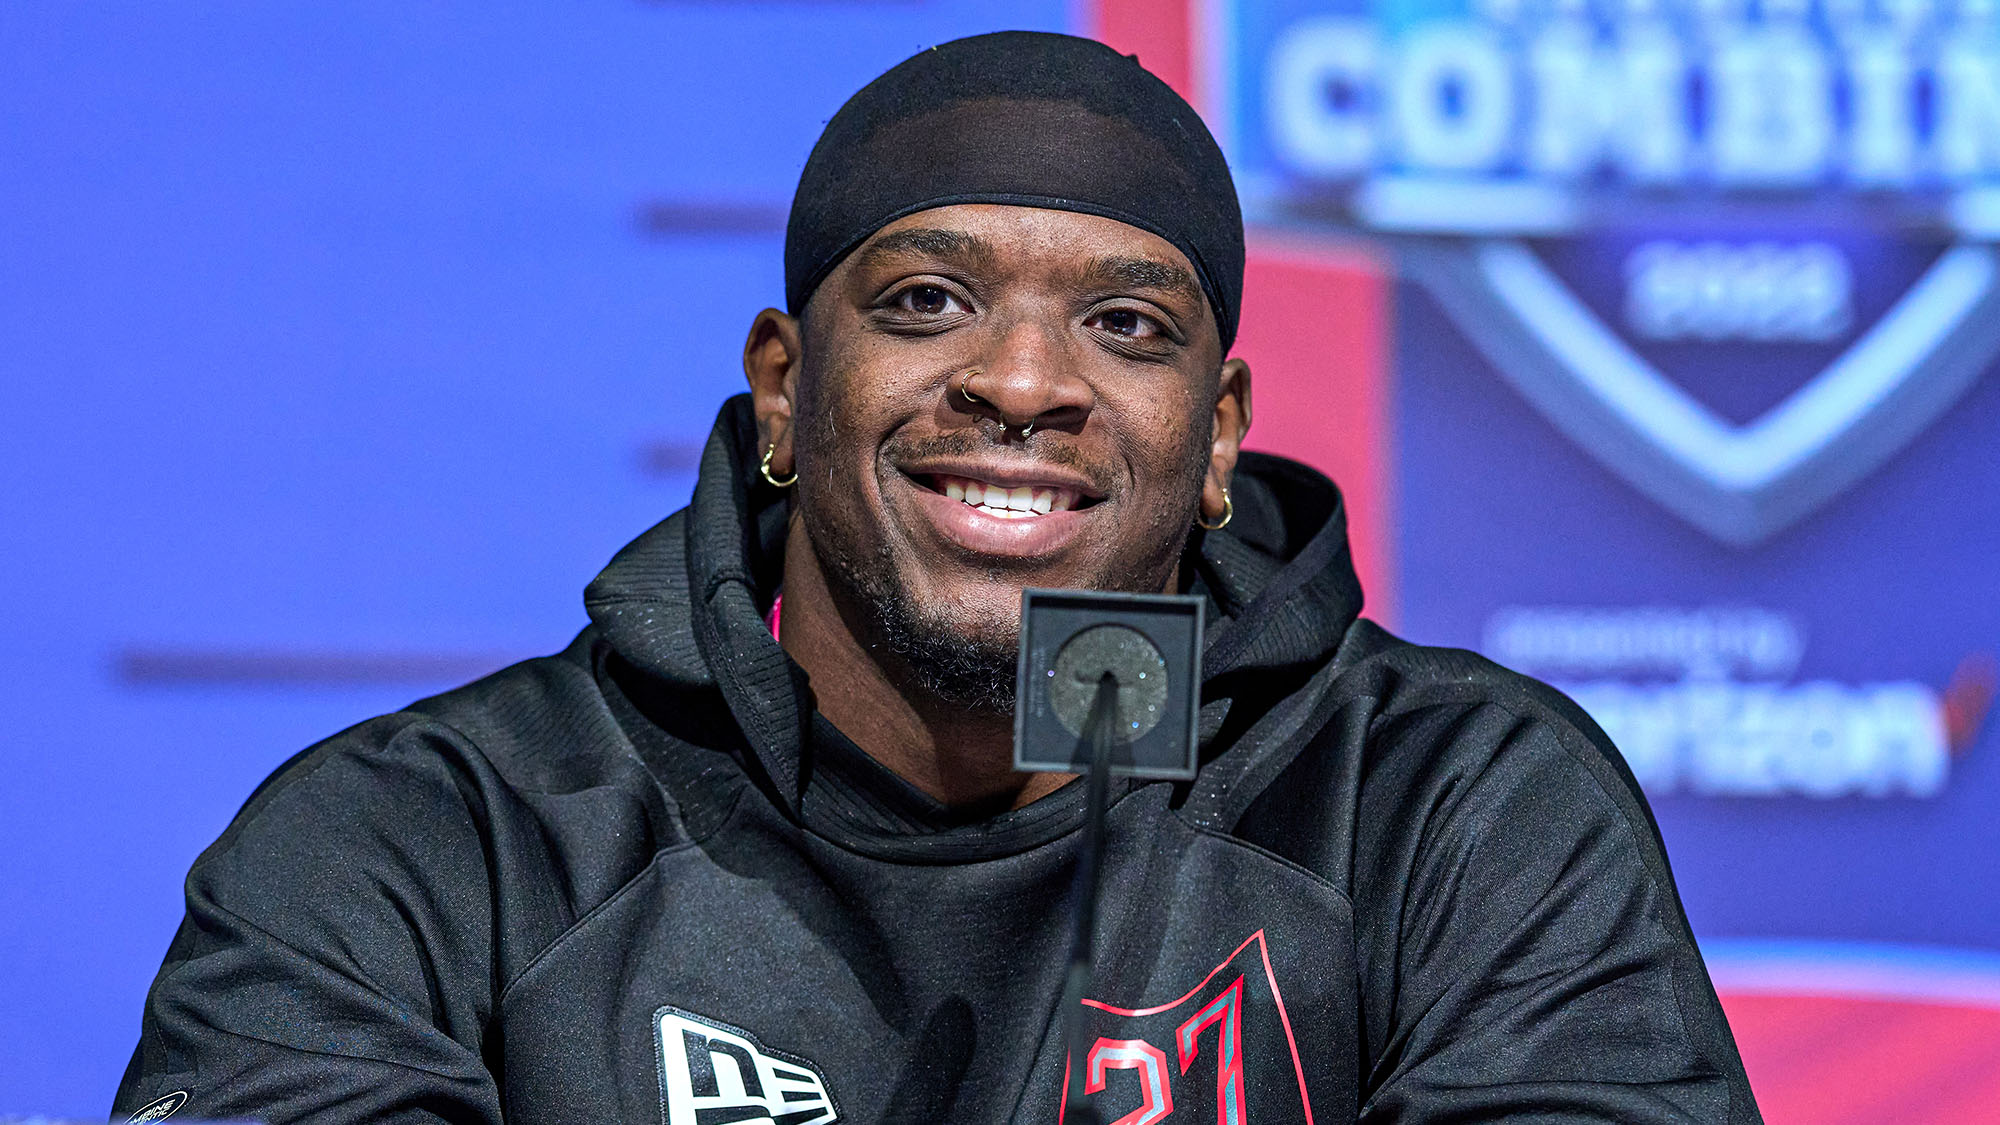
[
  {"x1": 743, "y1": 308, "x2": 804, "y2": 478},
  {"x1": 1201, "y1": 358, "x2": 1252, "y2": 524}
]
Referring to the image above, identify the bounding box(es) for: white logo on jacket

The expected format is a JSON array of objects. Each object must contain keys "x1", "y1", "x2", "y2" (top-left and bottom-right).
[{"x1": 655, "y1": 1006, "x2": 840, "y2": 1125}]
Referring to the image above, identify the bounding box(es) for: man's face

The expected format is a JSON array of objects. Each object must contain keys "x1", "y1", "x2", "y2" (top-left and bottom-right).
[{"x1": 774, "y1": 204, "x2": 1242, "y2": 710}]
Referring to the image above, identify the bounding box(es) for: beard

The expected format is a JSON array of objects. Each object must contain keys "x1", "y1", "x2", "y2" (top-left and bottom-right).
[
  {"x1": 877, "y1": 599, "x2": 1021, "y2": 716},
  {"x1": 812, "y1": 530, "x2": 1024, "y2": 717}
]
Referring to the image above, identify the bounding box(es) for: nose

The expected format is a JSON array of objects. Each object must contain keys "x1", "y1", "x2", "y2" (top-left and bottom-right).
[{"x1": 953, "y1": 318, "x2": 1095, "y2": 437}]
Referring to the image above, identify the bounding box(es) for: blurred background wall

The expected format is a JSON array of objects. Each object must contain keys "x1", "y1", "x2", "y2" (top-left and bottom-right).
[{"x1": 3, "y1": 1, "x2": 1997, "y2": 1119}]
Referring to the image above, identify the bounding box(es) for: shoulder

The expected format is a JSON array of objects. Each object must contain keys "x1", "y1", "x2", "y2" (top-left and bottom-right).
[
  {"x1": 1303, "y1": 628, "x2": 1754, "y2": 1121},
  {"x1": 185, "y1": 652, "x2": 579, "y2": 913},
  {"x1": 1223, "y1": 620, "x2": 1670, "y2": 895},
  {"x1": 214, "y1": 635, "x2": 624, "y2": 849},
  {"x1": 1333, "y1": 620, "x2": 1652, "y2": 819},
  {"x1": 187, "y1": 634, "x2": 712, "y2": 975},
  {"x1": 404, "y1": 630, "x2": 660, "y2": 798}
]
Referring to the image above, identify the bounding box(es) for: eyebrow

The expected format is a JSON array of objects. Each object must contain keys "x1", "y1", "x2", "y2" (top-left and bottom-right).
[
  {"x1": 852, "y1": 227, "x2": 993, "y2": 271},
  {"x1": 1083, "y1": 255, "x2": 1202, "y2": 304},
  {"x1": 851, "y1": 227, "x2": 1203, "y2": 305}
]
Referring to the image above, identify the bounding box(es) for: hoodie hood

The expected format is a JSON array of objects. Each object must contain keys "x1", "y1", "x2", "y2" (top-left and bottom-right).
[{"x1": 584, "y1": 395, "x2": 1365, "y2": 817}]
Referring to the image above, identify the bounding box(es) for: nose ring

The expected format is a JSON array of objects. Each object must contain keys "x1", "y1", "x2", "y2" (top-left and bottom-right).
[{"x1": 958, "y1": 368, "x2": 1035, "y2": 439}]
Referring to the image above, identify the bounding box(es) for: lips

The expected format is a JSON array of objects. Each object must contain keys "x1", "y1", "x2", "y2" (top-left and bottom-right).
[{"x1": 897, "y1": 465, "x2": 1106, "y2": 558}]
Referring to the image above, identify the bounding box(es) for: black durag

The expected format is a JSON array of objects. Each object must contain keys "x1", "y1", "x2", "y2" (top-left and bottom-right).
[{"x1": 784, "y1": 30, "x2": 1245, "y2": 350}]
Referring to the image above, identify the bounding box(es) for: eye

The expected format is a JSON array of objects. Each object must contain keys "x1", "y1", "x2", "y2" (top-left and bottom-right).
[
  {"x1": 1089, "y1": 308, "x2": 1164, "y2": 339},
  {"x1": 896, "y1": 284, "x2": 965, "y2": 316}
]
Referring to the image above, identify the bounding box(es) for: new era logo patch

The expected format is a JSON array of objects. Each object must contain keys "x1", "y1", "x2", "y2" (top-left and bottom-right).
[{"x1": 655, "y1": 1006, "x2": 840, "y2": 1125}]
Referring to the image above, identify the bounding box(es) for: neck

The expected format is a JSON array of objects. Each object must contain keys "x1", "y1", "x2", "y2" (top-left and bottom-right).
[{"x1": 776, "y1": 522, "x2": 1073, "y2": 810}]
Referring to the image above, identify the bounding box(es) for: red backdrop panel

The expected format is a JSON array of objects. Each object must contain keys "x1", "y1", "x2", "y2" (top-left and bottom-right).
[
  {"x1": 1720, "y1": 994, "x2": 2000, "y2": 1124},
  {"x1": 1233, "y1": 241, "x2": 1395, "y2": 624},
  {"x1": 1086, "y1": 0, "x2": 1196, "y2": 100}
]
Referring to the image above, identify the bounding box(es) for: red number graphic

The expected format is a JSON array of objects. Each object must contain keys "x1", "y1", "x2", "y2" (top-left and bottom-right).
[
  {"x1": 1175, "y1": 975, "x2": 1247, "y2": 1125},
  {"x1": 1085, "y1": 1038, "x2": 1175, "y2": 1125}
]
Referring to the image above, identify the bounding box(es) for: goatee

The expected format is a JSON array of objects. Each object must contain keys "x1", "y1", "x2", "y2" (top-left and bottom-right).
[{"x1": 822, "y1": 544, "x2": 1020, "y2": 716}]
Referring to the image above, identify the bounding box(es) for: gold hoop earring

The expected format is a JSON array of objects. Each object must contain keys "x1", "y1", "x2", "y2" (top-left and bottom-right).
[
  {"x1": 1197, "y1": 488, "x2": 1232, "y2": 531},
  {"x1": 759, "y1": 444, "x2": 797, "y2": 489},
  {"x1": 958, "y1": 369, "x2": 985, "y2": 406}
]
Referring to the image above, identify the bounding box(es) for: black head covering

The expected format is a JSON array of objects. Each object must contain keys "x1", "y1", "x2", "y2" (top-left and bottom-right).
[{"x1": 784, "y1": 30, "x2": 1245, "y2": 350}]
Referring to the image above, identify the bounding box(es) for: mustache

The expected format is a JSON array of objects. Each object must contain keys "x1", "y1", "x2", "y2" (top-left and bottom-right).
[{"x1": 883, "y1": 427, "x2": 1116, "y2": 492}]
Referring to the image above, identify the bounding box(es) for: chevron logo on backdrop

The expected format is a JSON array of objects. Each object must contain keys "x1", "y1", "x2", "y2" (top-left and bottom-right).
[{"x1": 1211, "y1": 0, "x2": 2000, "y2": 544}]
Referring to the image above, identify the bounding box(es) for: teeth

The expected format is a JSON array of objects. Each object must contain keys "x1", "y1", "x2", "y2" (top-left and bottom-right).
[{"x1": 934, "y1": 475, "x2": 1083, "y2": 518}]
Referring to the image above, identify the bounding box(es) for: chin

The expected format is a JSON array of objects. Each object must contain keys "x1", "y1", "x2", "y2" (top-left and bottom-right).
[
  {"x1": 882, "y1": 583, "x2": 1024, "y2": 714},
  {"x1": 902, "y1": 569, "x2": 1029, "y2": 642}
]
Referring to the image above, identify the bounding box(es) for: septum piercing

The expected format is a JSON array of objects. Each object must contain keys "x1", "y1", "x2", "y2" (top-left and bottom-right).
[{"x1": 958, "y1": 369, "x2": 1035, "y2": 439}]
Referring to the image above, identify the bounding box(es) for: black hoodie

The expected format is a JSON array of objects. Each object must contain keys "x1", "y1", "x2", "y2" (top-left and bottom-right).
[{"x1": 114, "y1": 397, "x2": 1760, "y2": 1124}]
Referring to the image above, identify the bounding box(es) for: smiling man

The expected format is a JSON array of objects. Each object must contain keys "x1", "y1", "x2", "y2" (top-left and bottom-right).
[
  {"x1": 115, "y1": 31, "x2": 1759, "y2": 1125},
  {"x1": 752, "y1": 198, "x2": 1246, "y2": 810}
]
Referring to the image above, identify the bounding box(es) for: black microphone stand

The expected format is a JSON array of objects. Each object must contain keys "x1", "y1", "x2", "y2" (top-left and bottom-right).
[{"x1": 1060, "y1": 672, "x2": 1120, "y2": 1125}]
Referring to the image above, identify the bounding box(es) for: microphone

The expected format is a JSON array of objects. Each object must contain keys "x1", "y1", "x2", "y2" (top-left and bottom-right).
[{"x1": 1014, "y1": 589, "x2": 1204, "y2": 1123}]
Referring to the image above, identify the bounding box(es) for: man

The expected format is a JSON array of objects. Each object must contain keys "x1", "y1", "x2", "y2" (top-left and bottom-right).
[{"x1": 115, "y1": 31, "x2": 1760, "y2": 1124}]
